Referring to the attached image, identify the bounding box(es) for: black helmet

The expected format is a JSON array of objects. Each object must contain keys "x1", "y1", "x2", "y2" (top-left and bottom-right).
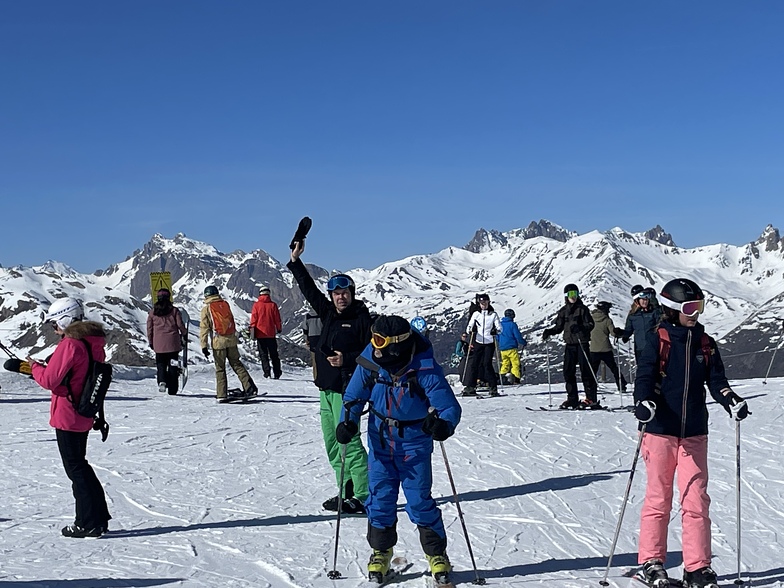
[
  {"x1": 642, "y1": 287, "x2": 657, "y2": 297},
  {"x1": 204, "y1": 285, "x2": 219, "y2": 297},
  {"x1": 563, "y1": 283, "x2": 579, "y2": 295},
  {"x1": 596, "y1": 301, "x2": 612, "y2": 312},
  {"x1": 504, "y1": 309, "x2": 515, "y2": 319},
  {"x1": 660, "y1": 278, "x2": 704, "y2": 303},
  {"x1": 630, "y1": 284, "x2": 644, "y2": 297},
  {"x1": 476, "y1": 293, "x2": 490, "y2": 302}
]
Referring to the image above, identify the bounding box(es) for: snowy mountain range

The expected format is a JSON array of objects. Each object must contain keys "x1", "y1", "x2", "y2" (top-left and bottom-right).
[{"x1": 1, "y1": 221, "x2": 783, "y2": 380}]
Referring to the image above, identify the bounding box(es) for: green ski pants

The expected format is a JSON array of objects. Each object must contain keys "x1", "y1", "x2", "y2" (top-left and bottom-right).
[{"x1": 320, "y1": 389, "x2": 369, "y2": 501}]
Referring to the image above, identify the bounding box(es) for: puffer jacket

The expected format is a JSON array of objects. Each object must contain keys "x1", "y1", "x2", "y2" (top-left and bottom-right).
[
  {"x1": 623, "y1": 306, "x2": 662, "y2": 356},
  {"x1": 547, "y1": 299, "x2": 594, "y2": 345},
  {"x1": 634, "y1": 321, "x2": 733, "y2": 438},
  {"x1": 287, "y1": 258, "x2": 372, "y2": 393},
  {"x1": 199, "y1": 294, "x2": 239, "y2": 350},
  {"x1": 589, "y1": 308, "x2": 616, "y2": 353},
  {"x1": 250, "y1": 294, "x2": 282, "y2": 339},
  {"x1": 31, "y1": 320, "x2": 107, "y2": 432},
  {"x1": 466, "y1": 310, "x2": 502, "y2": 345},
  {"x1": 342, "y1": 334, "x2": 462, "y2": 451},
  {"x1": 147, "y1": 304, "x2": 187, "y2": 353},
  {"x1": 497, "y1": 316, "x2": 526, "y2": 351}
]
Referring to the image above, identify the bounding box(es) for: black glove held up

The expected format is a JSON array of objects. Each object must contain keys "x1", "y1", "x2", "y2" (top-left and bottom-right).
[
  {"x1": 422, "y1": 412, "x2": 453, "y2": 441},
  {"x1": 335, "y1": 420, "x2": 359, "y2": 444}
]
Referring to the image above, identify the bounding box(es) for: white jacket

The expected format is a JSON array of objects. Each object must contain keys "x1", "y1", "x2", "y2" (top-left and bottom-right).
[{"x1": 466, "y1": 310, "x2": 502, "y2": 345}]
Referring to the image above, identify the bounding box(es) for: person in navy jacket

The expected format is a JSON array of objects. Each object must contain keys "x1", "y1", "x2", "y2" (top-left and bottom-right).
[
  {"x1": 337, "y1": 315, "x2": 461, "y2": 584},
  {"x1": 633, "y1": 278, "x2": 749, "y2": 588}
]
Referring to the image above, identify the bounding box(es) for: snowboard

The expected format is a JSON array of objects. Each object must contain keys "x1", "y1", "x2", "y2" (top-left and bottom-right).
[
  {"x1": 179, "y1": 308, "x2": 189, "y2": 391},
  {"x1": 222, "y1": 388, "x2": 265, "y2": 403}
]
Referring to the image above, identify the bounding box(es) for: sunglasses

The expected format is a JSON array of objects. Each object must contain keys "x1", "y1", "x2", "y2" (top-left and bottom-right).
[
  {"x1": 660, "y1": 296, "x2": 705, "y2": 317},
  {"x1": 371, "y1": 330, "x2": 411, "y2": 350},
  {"x1": 327, "y1": 275, "x2": 353, "y2": 291},
  {"x1": 566, "y1": 290, "x2": 579, "y2": 298}
]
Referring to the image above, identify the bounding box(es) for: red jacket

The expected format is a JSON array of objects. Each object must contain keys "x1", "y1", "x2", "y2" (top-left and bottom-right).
[
  {"x1": 31, "y1": 321, "x2": 107, "y2": 432},
  {"x1": 250, "y1": 294, "x2": 282, "y2": 339}
]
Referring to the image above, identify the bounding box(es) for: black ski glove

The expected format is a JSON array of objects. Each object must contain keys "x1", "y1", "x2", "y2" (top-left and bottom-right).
[
  {"x1": 723, "y1": 391, "x2": 749, "y2": 421},
  {"x1": 335, "y1": 420, "x2": 358, "y2": 444},
  {"x1": 202, "y1": 347, "x2": 210, "y2": 358},
  {"x1": 613, "y1": 327, "x2": 625, "y2": 338},
  {"x1": 634, "y1": 399, "x2": 657, "y2": 423},
  {"x1": 542, "y1": 329, "x2": 553, "y2": 341},
  {"x1": 422, "y1": 412, "x2": 453, "y2": 441},
  {"x1": 621, "y1": 335, "x2": 630, "y2": 343}
]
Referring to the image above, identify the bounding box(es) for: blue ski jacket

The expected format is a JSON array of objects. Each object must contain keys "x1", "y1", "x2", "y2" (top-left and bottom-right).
[
  {"x1": 497, "y1": 317, "x2": 526, "y2": 351},
  {"x1": 341, "y1": 334, "x2": 462, "y2": 452},
  {"x1": 634, "y1": 321, "x2": 733, "y2": 438},
  {"x1": 623, "y1": 307, "x2": 662, "y2": 357}
]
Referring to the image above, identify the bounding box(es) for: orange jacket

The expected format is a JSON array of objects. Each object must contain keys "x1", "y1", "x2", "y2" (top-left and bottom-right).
[{"x1": 250, "y1": 295, "x2": 282, "y2": 339}]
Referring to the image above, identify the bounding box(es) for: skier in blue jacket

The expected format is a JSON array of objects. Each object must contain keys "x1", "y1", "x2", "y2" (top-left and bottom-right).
[
  {"x1": 337, "y1": 315, "x2": 462, "y2": 586},
  {"x1": 498, "y1": 309, "x2": 527, "y2": 384}
]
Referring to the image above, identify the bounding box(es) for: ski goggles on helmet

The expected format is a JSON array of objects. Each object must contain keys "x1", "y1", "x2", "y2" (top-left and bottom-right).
[
  {"x1": 327, "y1": 275, "x2": 353, "y2": 292},
  {"x1": 660, "y1": 296, "x2": 705, "y2": 317},
  {"x1": 371, "y1": 330, "x2": 412, "y2": 350},
  {"x1": 565, "y1": 290, "x2": 579, "y2": 298},
  {"x1": 633, "y1": 291, "x2": 651, "y2": 301}
]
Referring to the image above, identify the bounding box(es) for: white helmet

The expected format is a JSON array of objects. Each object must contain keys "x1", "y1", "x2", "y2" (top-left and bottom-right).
[{"x1": 46, "y1": 297, "x2": 84, "y2": 329}]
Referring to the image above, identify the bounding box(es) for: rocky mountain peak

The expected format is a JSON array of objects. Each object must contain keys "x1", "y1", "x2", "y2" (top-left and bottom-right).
[
  {"x1": 644, "y1": 225, "x2": 676, "y2": 246},
  {"x1": 521, "y1": 219, "x2": 575, "y2": 242},
  {"x1": 464, "y1": 228, "x2": 508, "y2": 253},
  {"x1": 755, "y1": 224, "x2": 782, "y2": 252}
]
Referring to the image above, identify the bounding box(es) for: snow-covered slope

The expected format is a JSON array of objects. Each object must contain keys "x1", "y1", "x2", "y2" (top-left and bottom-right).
[{"x1": 0, "y1": 367, "x2": 781, "y2": 587}]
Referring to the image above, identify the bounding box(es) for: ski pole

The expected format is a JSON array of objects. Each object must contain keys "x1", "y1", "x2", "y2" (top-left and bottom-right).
[
  {"x1": 599, "y1": 424, "x2": 647, "y2": 587},
  {"x1": 461, "y1": 332, "x2": 475, "y2": 386},
  {"x1": 733, "y1": 419, "x2": 745, "y2": 586},
  {"x1": 763, "y1": 323, "x2": 784, "y2": 384},
  {"x1": 438, "y1": 439, "x2": 486, "y2": 585},
  {"x1": 577, "y1": 339, "x2": 604, "y2": 403},
  {"x1": 546, "y1": 340, "x2": 552, "y2": 408},
  {"x1": 0, "y1": 340, "x2": 20, "y2": 359},
  {"x1": 494, "y1": 335, "x2": 504, "y2": 387},
  {"x1": 327, "y1": 443, "x2": 348, "y2": 579}
]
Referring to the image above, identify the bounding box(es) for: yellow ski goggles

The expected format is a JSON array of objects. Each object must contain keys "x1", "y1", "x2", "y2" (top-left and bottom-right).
[{"x1": 371, "y1": 330, "x2": 412, "y2": 350}]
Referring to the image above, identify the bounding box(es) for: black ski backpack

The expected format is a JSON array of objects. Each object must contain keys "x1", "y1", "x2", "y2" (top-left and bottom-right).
[{"x1": 65, "y1": 339, "x2": 112, "y2": 441}]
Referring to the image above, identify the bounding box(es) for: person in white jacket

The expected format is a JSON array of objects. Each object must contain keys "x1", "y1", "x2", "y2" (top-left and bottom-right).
[{"x1": 462, "y1": 293, "x2": 503, "y2": 396}]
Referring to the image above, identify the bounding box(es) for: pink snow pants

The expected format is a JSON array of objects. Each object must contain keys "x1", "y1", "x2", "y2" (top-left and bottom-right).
[{"x1": 638, "y1": 433, "x2": 712, "y2": 572}]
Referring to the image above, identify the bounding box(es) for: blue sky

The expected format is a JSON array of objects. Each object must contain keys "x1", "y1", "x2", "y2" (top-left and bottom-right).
[{"x1": 1, "y1": 1, "x2": 783, "y2": 273}]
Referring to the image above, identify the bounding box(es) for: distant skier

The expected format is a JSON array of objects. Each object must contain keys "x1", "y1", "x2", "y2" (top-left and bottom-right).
[
  {"x1": 147, "y1": 288, "x2": 188, "y2": 395},
  {"x1": 249, "y1": 284, "x2": 283, "y2": 379},
  {"x1": 28, "y1": 298, "x2": 112, "y2": 537},
  {"x1": 338, "y1": 315, "x2": 462, "y2": 585},
  {"x1": 462, "y1": 293, "x2": 502, "y2": 396},
  {"x1": 199, "y1": 286, "x2": 258, "y2": 402},
  {"x1": 302, "y1": 308, "x2": 323, "y2": 381},
  {"x1": 589, "y1": 301, "x2": 627, "y2": 392},
  {"x1": 287, "y1": 239, "x2": 371, "y2": 515},
  {"x1": 621, "y1": 285, "x2": 662, "y2": 361},
  {"x1": 541, "y1": 284, "x2": 598, "y2": 409},
  {"x1": 498, "y1": 309, "x2": 526, "y2": 385},
  {"x1": 633, "y1": 278, "x2": 749, "y2": 588}
]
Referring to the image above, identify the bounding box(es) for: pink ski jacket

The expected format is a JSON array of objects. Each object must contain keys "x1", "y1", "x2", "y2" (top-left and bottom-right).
[{"x1": 31, "y1": 320, "x2": 107, "y2": 432}]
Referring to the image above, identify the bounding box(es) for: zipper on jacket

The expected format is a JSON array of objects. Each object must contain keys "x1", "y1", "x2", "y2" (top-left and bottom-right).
[{"x1": 680, "y1": 330, "x2": 692, "y2": 439}]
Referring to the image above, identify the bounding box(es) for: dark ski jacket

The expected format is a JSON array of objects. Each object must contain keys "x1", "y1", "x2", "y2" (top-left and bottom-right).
[
  {"x1": 547, "y1": 299, "x2": 594, "y2": 345},
  {"x1": 342, "y1": 333, "x2": 462, "y2": 451},
  {"x1": 622, "y1": 306, "x2": 662, "y2": 357},
  {"x1": 287, "y1": 258, "x2": 372, "y2": 393},
  {"x1": 634, "y1": 321, "x2": 733, "y2": 438}
]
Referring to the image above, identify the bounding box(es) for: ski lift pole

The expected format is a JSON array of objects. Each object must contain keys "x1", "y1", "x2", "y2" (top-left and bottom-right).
[{"x1": 763, "y1": 321, "x2": 784, "y2": 384}]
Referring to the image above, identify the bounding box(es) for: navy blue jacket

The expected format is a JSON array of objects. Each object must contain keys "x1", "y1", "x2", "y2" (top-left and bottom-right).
[
  {"x1": 623, "y1": 307, "x2": 662, "y2": 357},
  {"x1": 634, "y1": 321, "x2": 733, "y2": 438}
]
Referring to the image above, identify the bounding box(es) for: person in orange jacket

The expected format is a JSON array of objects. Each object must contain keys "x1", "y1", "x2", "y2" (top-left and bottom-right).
[{"x1": 250, "y1": 285, "x2": 283, "y2": 379}]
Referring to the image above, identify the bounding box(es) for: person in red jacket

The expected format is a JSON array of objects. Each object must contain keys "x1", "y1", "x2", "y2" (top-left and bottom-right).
[
  {"x1": 249, "y1": 285, "x2": 283, "y2": 379},
  {"x1": 28, "y1": 297, "x2": 112, "y2": 538}
]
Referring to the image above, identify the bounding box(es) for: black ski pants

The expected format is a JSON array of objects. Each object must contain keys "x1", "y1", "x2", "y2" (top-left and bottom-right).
[
  {"x1": 56, "y1": 429, "x2": 111, "y2": 530},
  {"x1": 590, "y1": 351, "x2": 627, "y2": 391},
  {"x1": 155, "y1": 351, "x2": 180, "y2": 394},
  {"x1": 563, "y1": 343, "x2": 597, "y2": 402},
  {"x1": 465, "y1": 341, "x2": 498, "y2": 389},
  {"x1": 256, "y1": 338, "x2": 282, "y2": 378}
]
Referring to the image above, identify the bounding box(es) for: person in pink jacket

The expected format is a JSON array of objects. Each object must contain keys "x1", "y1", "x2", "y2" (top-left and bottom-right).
[
  {"x1": 28, "y1": 297, "x2": 112, "y2": 538},
  {"x1": 147, "y1": 288, "x2": 188, "y2": 394},
  {"x1": 249, "y1": 285, "x2": 283, "y2": 379}
]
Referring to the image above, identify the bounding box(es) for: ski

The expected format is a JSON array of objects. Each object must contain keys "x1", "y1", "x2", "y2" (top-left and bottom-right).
[
  {"x1": 622, "y1": 567, "x2": 684, "y2": 587},
  {"x1": 527, "y1": 405, "x2": 609, "y2": 412}
]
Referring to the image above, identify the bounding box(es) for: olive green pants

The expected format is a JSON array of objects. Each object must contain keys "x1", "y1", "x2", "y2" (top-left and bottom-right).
[{"x1": 213, "y1": 346, "x2": 252, "y2": 398}]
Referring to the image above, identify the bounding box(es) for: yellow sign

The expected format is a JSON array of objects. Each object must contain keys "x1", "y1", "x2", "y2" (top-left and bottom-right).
[{"x1": 150, "y1": 272, "x2": 173, "y2": 302}]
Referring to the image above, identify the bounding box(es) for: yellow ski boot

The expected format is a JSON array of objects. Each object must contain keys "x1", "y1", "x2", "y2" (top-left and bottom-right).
[
  {"x1": 367, "y1": 548, "x2": 393, "y2": 584},
  {"x1": 426, "y1": 553, "x2": 453, "y2": 586}
]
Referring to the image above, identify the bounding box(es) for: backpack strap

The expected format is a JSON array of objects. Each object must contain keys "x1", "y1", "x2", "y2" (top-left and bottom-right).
[{"x1": 658, "y1": 327, "x2": 712, "y2": 379}]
